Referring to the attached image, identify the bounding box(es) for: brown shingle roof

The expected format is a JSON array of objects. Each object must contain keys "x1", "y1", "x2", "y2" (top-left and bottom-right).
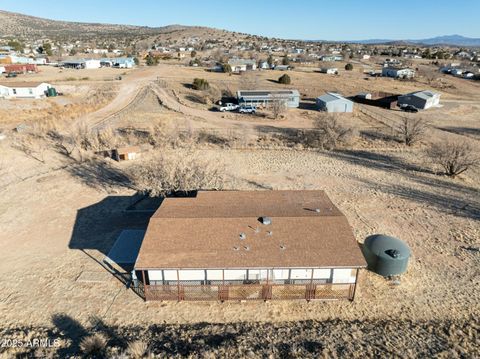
[{"x1": 135, "y1": 190, "x2": 366, "y2": 270}]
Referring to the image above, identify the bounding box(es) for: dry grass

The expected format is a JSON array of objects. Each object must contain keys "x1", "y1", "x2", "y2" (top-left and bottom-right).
[
  {"x1": 127, "y1": 340, "x2": 151, "y2": 359},
  {"x1": 79, "y1": 333, "x2": 108, "y2": 357}
]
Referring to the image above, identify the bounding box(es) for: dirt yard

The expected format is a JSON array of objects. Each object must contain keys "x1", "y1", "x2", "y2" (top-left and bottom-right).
[{"x1": 0, "y1": 62, "x2": 479, "y2": 357}]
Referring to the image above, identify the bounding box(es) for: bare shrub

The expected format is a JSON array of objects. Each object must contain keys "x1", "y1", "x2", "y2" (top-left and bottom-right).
[
  {"x1": 270, "y1": 94, "x2": 287, "y2": 119},
  {"x1": 395, "y1": 117, "x2": 429, "y2": 146},
  {"x1": 79, "y1": 333, "x2": 108, "y2": 357},
  {"x1": 129, "y1": 149, "x2": 226, "y2": 197},
  {"x1": 426, "y1": 141, "x2": 480, "y2": 177},
  {"x1": 96, "y1": 127, "x2": 117, "y2": 150},
  {"x1": 239, "y1": 72, "x2": 259, "y2": 90},
  {"x1": 313, "y1": 115, "x2": 354, "y2": 150},
  {"x1": 127, "y1": 340, "x2": 151, "y2": 359},
  {"x1": 75, "y1": 121, "x2": 96, "y2": 151},
  {"x1": 12, "y1": 135, "x2": 47, "y2": 163},
  {"x1": 49, "y1": 129, "x2": 77, "y2": 158}
]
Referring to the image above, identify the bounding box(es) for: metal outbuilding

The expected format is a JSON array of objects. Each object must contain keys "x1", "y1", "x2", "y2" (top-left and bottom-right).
[
  {"x1": 398, "y1": 90, "x2": 441, "y2": 110},
  {"x1": 362, "y1": 234, "x2": 411, "y2": 277},
  {"x1": 316, "y1": 92, "x2": 354, "y2": 113}
]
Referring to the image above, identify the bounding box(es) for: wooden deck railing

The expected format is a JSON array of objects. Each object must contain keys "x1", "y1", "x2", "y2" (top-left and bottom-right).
[{"x1": 143, "y1": 282, "x2": 356, "y2": 302}]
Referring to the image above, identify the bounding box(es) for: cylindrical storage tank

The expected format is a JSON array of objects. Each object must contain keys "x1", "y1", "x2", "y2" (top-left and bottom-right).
[
  {"x1": 48, "y1": 87, "x2": 57, "y2": 97},
  {"x1": 362, "y1": 234, "x2": 410, "y2": 276}
]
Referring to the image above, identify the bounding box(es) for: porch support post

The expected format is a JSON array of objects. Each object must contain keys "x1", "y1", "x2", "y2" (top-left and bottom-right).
[
  {"x1": 177, "y1": 269, "x2": 181, "y2": 301},
  {"x1": 141, "y1": 270, "x2": 147, "y2": 301},
  {"x1": 351, "y1": 269, "x2": 360, "y2": 301}
]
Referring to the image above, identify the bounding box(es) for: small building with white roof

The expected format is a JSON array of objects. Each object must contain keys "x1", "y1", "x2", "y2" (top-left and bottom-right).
[
  {"x1": 316, "y1": 92, "x2": 354, "y2": 113},
  {"x1": 397, "y1": 90, "x2": 441, "y2": 110}
]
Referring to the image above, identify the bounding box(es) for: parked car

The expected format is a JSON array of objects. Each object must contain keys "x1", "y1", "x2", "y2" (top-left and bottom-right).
[
  {"x1": 239, "y1": 105, "x2": 256, "y2": 114},
  {"x1": 399, "y1": 104, "x2": 419, "y2": 113},
  {"x1": 219, "y1": 103, "x2": 239, "y2": 112},
  {"x1": 6, "y1": 72, "x2": 17, "y2": 78}
]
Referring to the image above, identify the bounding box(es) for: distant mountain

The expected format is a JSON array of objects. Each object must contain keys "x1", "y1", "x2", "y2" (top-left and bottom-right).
[
  {"x1": 351, "y1": 35, "x2": 480, "y2": 47},
  {"x1": 409, "y1": 35, "x2": 480, "y2": 47}
]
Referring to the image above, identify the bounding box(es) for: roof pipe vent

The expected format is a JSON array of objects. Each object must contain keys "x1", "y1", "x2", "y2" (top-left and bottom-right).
[
  {"x1": 259, "y1": 216, "x2": 272, "y2": 225},
  {"x1": 239, "y1": 233, "x2": 246, "y2": 240}
]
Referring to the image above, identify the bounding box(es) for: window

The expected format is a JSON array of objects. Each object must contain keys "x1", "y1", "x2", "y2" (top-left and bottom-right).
[
  {"x1": 13, "y1": 89, "x2": 16, "y2": 95},
  {"x1": 29, "y1": 89, "x2": 33, "y2": 95}
]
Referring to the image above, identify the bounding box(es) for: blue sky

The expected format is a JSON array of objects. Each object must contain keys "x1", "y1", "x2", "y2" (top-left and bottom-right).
[{"x1": 1, "y1": 0, "x2": 479, "y2": 40}]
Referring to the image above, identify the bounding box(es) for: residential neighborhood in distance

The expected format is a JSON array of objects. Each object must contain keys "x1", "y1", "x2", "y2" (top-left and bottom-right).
[{"x1": 0, "y1": 1, "x2": 479, "y2": 357}]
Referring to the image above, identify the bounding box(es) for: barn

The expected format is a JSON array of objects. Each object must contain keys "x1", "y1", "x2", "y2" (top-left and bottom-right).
[
  {"x1": 316, "y1": 92, "x2": 354, "y2": 113},
  {"x1": 134, "y1": 190, "x2": 366, "y2": 302},
  {"x1": 398, "y1": 90, "x2": 441, "y2": 110}
]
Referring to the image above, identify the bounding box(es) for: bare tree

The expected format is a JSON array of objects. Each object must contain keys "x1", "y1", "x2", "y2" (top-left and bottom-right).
[
  {"x1": 395, "y1": 116, "x2": 429, "y2": 146},
  {"x1": 314, "y1": 114, "x2": 354, "y2": 150},
  {"x1": 426, "y1": 141, "x2": 480, "y2": 177},
  {"x1": 129, "y1": 149, "x2": 225, "y2": 197},
  {"x1": 270, "y1": 94, "x2": 287, "y2": 119},
  {"x1": 239, "y1": 71, "x2": 259, "y2": 90}
]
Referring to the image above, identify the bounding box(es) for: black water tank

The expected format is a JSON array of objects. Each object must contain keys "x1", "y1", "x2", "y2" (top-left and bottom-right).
[{"x1": 362, "y1": 234, "x2": 411, "y2": 276}]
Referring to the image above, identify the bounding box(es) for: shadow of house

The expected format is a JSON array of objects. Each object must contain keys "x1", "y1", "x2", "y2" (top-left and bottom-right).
[
  {"x1": 69, "y1": 196, "x2": 154, "y2": 269},
  {"x1": 65, "y1": 159, "x2": 134, "y2": 192},
  {"x1": 298, "y1": 101, "x2": 318, "y2": 111}
]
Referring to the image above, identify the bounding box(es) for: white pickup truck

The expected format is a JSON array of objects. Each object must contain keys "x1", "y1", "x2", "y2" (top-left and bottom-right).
[{"x1": 219, "y1": 103, "x2": 239, "y2": 112}]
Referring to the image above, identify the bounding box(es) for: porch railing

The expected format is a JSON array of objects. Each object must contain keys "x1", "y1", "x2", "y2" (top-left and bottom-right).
[{"x1": 143, "y1": 282, "x2": 355, "y2": 302}]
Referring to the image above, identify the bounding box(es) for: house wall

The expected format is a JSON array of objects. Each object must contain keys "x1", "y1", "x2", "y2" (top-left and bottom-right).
[
  {"x1": 317, "y1": 99, "x2": 353, "y2": 113},
  {"x1": 84, "y1": 60, "x2": 101, "y2": 69},
  {"x1": 146, "y1": 268, "x2": 357, "y2": 285},
  {"x1": 0, "y1": 83, "x2": 51, "y2": 99}
]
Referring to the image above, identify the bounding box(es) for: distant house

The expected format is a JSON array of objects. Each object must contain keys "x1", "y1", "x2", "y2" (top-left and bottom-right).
[
  {"x1": 274, "y1": 65, "x2": 291, "y2": 71},
  {"x1": 3, "y1": 64, "x2": 38, "y2": 74},
  {"x1": 0, "y1": 82, "x2": 53, "y2": 99},
  {"x1": 100, "y1": 57, "x2": 135, "y2": 68},
  {"x1": 450, "y1": 68, "x2": 463, "y2": 76},
  {"x1": 316, "y1": 92, "x2": 354, "y2": 113},
  {"x1": 362, "y1": 54, "x2": 371, "y2": 60},
  {"x1": 134, "y1": 190, "x2": 366, "y2": 302},
  {"x1": 228, "y1": 59, "x2": 257, "y2": 72},
  {"x1": 61, "y1": 59, "x2": 101, "y2": 69},
  {"x1": 320, "y1": 55, "x2": 343, "y2": 62},
  {"x1": 237, "y1": 89, "x2": 300, "y2": 108},
  {"x1": 258, "y1": 61, "x2": 270, "y2": 70},
  {"x1": 398, "y1": 90, "x2": 440, "y2": 110},
  {"x1": 113, "y1": 146, "x2": 141, "y2": 161},
  {"x1": 320, "y1": 67, "x2": 338, "y2": 75},
  {"x1": 382, "y1": 67, "x2": 415, "y2": 79}
]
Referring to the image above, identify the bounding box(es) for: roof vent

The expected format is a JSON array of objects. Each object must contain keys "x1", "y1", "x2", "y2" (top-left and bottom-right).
[
  {"x1": 244, "y1": 246, "x2": 250, "y2": 251},
  {"x1": 239, "y1": 233, "x2": 246, "y2": 240},
  {"x1": 260, "y1": 216, "x2": 272, "y2": 225},
  {"x1": 280, "y1": 244, "x2": 287, "y2": 250},
  {"x1": 315, "y1": 208, "x2": 321, "y2": 213},
  {"x1": 233, "y1": 246, "x2": 239, "y2": 251},
  {"x1": 267, "y1": 231, "x2": 273, "y2": 236}
]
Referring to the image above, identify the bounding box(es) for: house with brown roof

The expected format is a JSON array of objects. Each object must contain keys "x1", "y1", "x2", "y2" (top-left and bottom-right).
[
  {"x1": 0, "y1": 82, "x2": 52, "y2": 99},
  {"x1": 134, "y1": 190, "x2": 366, "y2": 302}
]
